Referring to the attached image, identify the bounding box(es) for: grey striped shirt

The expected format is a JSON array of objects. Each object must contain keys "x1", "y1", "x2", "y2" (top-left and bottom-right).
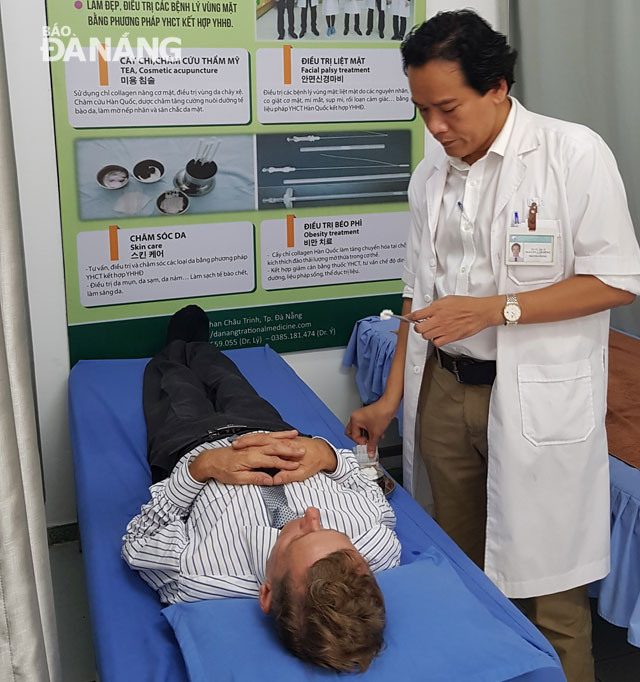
[{"x1": 122, "y1": 438, "x2": 401, "y2": 603}]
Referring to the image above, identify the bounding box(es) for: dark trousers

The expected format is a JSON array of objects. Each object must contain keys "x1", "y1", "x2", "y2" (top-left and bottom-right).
[
  {"x1": 276, "y1": 0, "x2": 296, "y2": 38},
  {"x1": 143, "y1": 340, "x2": 295, "y2": 482},
  {"x1": 393, "y1": 15, "x2": 407, "y2": 39},
  {"x1": 344, "y1": 13, "x2": 361, "y2": 32},
  {"x1": 366, "y1": 2, "x2": 385, "y2": 34},
  {"x1": 300, "y1": 4, "x2": 317, "y2": 31}
]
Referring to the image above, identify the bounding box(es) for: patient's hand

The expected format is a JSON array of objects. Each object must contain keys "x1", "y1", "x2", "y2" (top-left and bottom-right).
[
  {"x1": 232, "y1": 432, "x2": 337, "y2": 484},
  {"x1": 189, "y1": 436, "x2": 304, "y2": 486}
]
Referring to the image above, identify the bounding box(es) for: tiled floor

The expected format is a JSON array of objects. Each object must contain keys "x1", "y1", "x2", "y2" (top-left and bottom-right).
[
  {"x1": 50, "y1": 538, "x2": 640, "y2": 682},
  {"x1": 591, "y1": 600, "x2": 640, "y2": 681},
  {"x1": 49, "y1": 542, "x2": 97, "y2": 682}
]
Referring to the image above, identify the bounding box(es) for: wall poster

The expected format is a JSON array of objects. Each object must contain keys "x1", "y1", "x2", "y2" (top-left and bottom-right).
[{"x1": 44, "y1": 0, "x2": 425, "y2": 362}]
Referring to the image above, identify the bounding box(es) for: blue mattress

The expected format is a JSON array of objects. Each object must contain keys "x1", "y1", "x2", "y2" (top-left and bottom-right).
[{"x1": 68, "y1": 346, "x2": 565, "y2": 682}]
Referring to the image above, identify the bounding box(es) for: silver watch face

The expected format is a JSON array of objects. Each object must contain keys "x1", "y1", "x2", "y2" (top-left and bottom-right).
[{"x1": 504, "y1": 304, "x2": 521, "y2": 322}]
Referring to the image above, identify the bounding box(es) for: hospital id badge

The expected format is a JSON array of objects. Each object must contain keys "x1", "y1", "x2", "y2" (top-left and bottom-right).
[{"x1": 506, "y1": 230, "x2": 555, "y2": 265}]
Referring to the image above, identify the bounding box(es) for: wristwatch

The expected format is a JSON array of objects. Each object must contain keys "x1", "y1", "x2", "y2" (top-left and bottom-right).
[{"x1": 503, "y1": 294, "x2": 521, "y2": 325}]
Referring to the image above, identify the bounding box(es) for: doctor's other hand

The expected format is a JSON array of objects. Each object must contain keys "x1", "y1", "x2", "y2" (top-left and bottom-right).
[
  {"x1": 346, "y1": 400, "x2": 396, "y2": 456},
  {"x1": 409, "y1": 295, "x2": 504, "y2": 347}
]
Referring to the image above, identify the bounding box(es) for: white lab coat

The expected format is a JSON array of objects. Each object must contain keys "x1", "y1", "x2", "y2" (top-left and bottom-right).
[
  {"x1": 343, "y1": 0, "x2": 363, "y2": 14},
  {"x1": 402, "y1": 98, "x2": 640, "y2": 598},
  {"x1": 296, "y1": 0, "x2": 318, "y2": 7},
  {"x1": 322, "y1": 0, "x2": 339, "y2": 16},
  {"x1": 391, "y1": 0, "x2": 410, "y2": 17}
]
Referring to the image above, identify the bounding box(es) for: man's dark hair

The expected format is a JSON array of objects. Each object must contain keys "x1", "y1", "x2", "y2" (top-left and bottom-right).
[
  {"x1": 271, "y1": 549, "x2": 386, "y2": 672},
  {"x1": 401, "y1": 9, "x2": 518, "y2": 94}
]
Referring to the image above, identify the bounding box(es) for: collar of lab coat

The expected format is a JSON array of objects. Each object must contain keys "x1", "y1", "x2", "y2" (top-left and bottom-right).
[
  {"x1": 424, "y1": 98, "x2": 540, "y2": 232},
  {"x1": 428, "y1": 97, "x2": 539, "y2": 173}
]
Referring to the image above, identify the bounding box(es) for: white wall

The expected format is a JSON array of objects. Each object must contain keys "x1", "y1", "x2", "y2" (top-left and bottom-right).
[
  {"x1": 283, "y1": 348, "x2": 361, "y2": 425},
  {"x1": 1, "y1": 0, "x2": 507, "y2": 527},
  {"x1": 510, "y1": 0, "x2": 640, "y2": 336}
]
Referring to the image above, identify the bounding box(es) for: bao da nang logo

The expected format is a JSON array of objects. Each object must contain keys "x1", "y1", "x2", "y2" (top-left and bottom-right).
[{"x1": 41, "y1": 26, "x2": 182, "y2": 62}]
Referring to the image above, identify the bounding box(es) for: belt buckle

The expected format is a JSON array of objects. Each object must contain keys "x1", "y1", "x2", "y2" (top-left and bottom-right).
[
  {"x1": 208, "y1": 425, "x2": 248, "y2": 440},
  {"x1": 450, "y1": 357, "x2": 462, "y2": 383},
  {"x1": 437, "y1": 348, "x2": 462, "y2": 383}
]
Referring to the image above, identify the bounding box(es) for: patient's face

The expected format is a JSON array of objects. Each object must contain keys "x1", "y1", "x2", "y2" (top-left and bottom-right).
[{"x1": 266, "y1": 507, "x2": 358, "y2": 587}]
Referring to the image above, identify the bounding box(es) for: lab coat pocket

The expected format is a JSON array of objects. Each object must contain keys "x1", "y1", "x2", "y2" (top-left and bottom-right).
[
  {"x1": 507, "y1": 219, "x2": 563, "y2": 286},
  {"x1": 517, "y1": 359, "x2": 595, "y2": 446}
]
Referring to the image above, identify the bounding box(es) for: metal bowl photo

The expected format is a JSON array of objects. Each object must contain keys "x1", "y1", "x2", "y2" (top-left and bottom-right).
[
  {"x1": 156, "y1": 190, "x2": 189, "y2": 215},
  {"x1": 97, "y1": 164, "x2": 130, "y2": 190},
  {"x1": 133, "y1": 159, "x2": 165, "y2": 184}
]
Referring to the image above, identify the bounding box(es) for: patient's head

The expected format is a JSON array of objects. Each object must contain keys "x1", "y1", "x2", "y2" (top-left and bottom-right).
[{"x1": 259, "y1": 507, "x2": 386, "y2": 672}]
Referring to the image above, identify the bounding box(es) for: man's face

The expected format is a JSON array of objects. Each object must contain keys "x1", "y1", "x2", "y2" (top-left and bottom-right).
[
  {"x1": 407, "y1": 59, "x2": 509, "y2": 165},
  {"x1": 259, "y1": 507, "x2": 360, "y2": 612},
  {"x1": 512, "y1": 244, "x2": 521, "y2": 257}
]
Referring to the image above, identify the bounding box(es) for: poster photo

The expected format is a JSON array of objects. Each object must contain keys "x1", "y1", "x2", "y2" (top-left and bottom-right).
[{"x1": 44, "y1": 0, "x2": 426, "y2": 360}]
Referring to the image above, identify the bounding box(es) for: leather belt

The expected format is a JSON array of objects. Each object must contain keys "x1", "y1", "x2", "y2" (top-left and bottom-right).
[
  {"x1": 178, "y1": 425, "x2": 257, "y2": 460},
  {"x1": 205, "y1": 425, "x2": 256, "y2": 441},
  {"x1": 435, "y1": 348, "x2": 496, "y2": 386}
]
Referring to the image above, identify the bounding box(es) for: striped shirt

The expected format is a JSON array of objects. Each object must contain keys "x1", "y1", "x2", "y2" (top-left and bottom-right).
[{"x1": 122, "y1": 438, "x2": 401, "y2": 603}]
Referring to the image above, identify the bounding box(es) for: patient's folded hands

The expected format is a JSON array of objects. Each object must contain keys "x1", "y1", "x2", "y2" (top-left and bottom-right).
[
  {"x1": 232, "y1": 431, "x2": 338, "y2": 484},
  {"x1": 188, "y1": 434, "x2": 304, "y2": 486}
]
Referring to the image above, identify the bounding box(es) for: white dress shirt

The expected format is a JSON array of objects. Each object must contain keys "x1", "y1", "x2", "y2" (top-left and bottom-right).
[
  {"x1": 122, "y1": 439, "x2": 401, "y2": 604},
  {"x1": 434, "y1": 101, "x2": 517, "y2": 360}
]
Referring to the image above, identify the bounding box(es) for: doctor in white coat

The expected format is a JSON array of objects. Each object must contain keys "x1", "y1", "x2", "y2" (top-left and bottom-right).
[{"x1": 346, "y1": 11, "x2": 640, "y2": 682}]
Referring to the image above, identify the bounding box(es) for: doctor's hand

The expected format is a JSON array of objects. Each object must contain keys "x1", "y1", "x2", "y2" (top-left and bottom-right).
[
  {"x1": 345, "y1": 400, "x2": 397, "y2": 457},
  {"x1": 409, "y1": 295, "x2": 504, "y2": 347}
]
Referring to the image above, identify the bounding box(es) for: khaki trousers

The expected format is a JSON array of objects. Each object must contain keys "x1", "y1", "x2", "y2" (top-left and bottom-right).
[{"x1": 418, "y1": 355, "x2": 595, "y2": 682}]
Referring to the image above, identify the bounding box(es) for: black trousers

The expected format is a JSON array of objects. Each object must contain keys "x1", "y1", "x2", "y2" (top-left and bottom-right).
[
  {"x1": 367, "y1": 1, "x2": 385, "y2": 34},
  {"x1": 300, "y1": 3, "x2": 317, "y2": 31},
  {"x1": 276, "y1": 0, "x2": 296, "y2": 38},
  {"x1": 393, "y1": 15, "x2": 407, "y2": 38},
  {"x1": 143, "y1": 340, "x2": 296, "y2": 482}
]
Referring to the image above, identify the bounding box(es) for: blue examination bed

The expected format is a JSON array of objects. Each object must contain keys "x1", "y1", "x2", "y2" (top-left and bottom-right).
[{"x1": 68, "y1": 346, "x2": 565, "y2": 681}]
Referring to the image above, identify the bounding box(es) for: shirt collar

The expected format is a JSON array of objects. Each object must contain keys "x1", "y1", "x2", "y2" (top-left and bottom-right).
[
  {"x1": 243, "y1": 526, "x2": 280, "y2": 586},
  {"x1": 448, "y1": 97, "x2": 516, "y2": 171},
  {"x1": 489, "y1": 97, "x2": 516, "y2": 158}
]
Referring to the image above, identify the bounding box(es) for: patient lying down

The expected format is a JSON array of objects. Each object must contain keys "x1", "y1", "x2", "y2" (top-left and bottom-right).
[{"x1": 122, "y1": 305, "x2": 401, "y2": 672}]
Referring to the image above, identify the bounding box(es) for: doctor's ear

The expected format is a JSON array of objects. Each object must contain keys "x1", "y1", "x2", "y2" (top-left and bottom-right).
[
  {"x1": 489, "y1": 78, "x2": 509, "y2": 103},
  {"x1": 259, "y1": 582, "x2": 273, "y2": 614}
]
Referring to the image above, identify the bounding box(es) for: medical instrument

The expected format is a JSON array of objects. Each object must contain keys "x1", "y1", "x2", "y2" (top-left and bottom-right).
[
  {"x1": 262, "y1": 187, "x2": 407, "y2": 208},
  {"x1": 97, "y1": 164, "x2": 129, "y2": 190},
  {"x1": 353, "y1": 443, "x2": 379, "y2": 466},
  {"x1": 174, "y1": 138, "x2": 221, "y2": 197},
  {"x1": 380, "y1": 309, "x2": 416, "y2": 324},
  {"x1": 300, "y1": 144, "x2": 386, "y2": 153},
  {"x1": 157, "y1": 190, "x2": 189, "y2": 215},
  {"x1": 286, "y1": 132, "x2": 388, "y2": 143},
  {"x1": 261, "y1": 162, "x2": 410, "y2": 174},
  {"x1": 283, "y1": 172, "x2": 410, "y2": 185},
  {"x1": 133, "y1": 159, "x2": 164, "y2": 184}
]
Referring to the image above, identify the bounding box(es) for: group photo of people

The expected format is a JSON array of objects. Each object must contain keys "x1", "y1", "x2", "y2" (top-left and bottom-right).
[{"x1": 255, "y1": 0, "x2": 414, "y2": 41}]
